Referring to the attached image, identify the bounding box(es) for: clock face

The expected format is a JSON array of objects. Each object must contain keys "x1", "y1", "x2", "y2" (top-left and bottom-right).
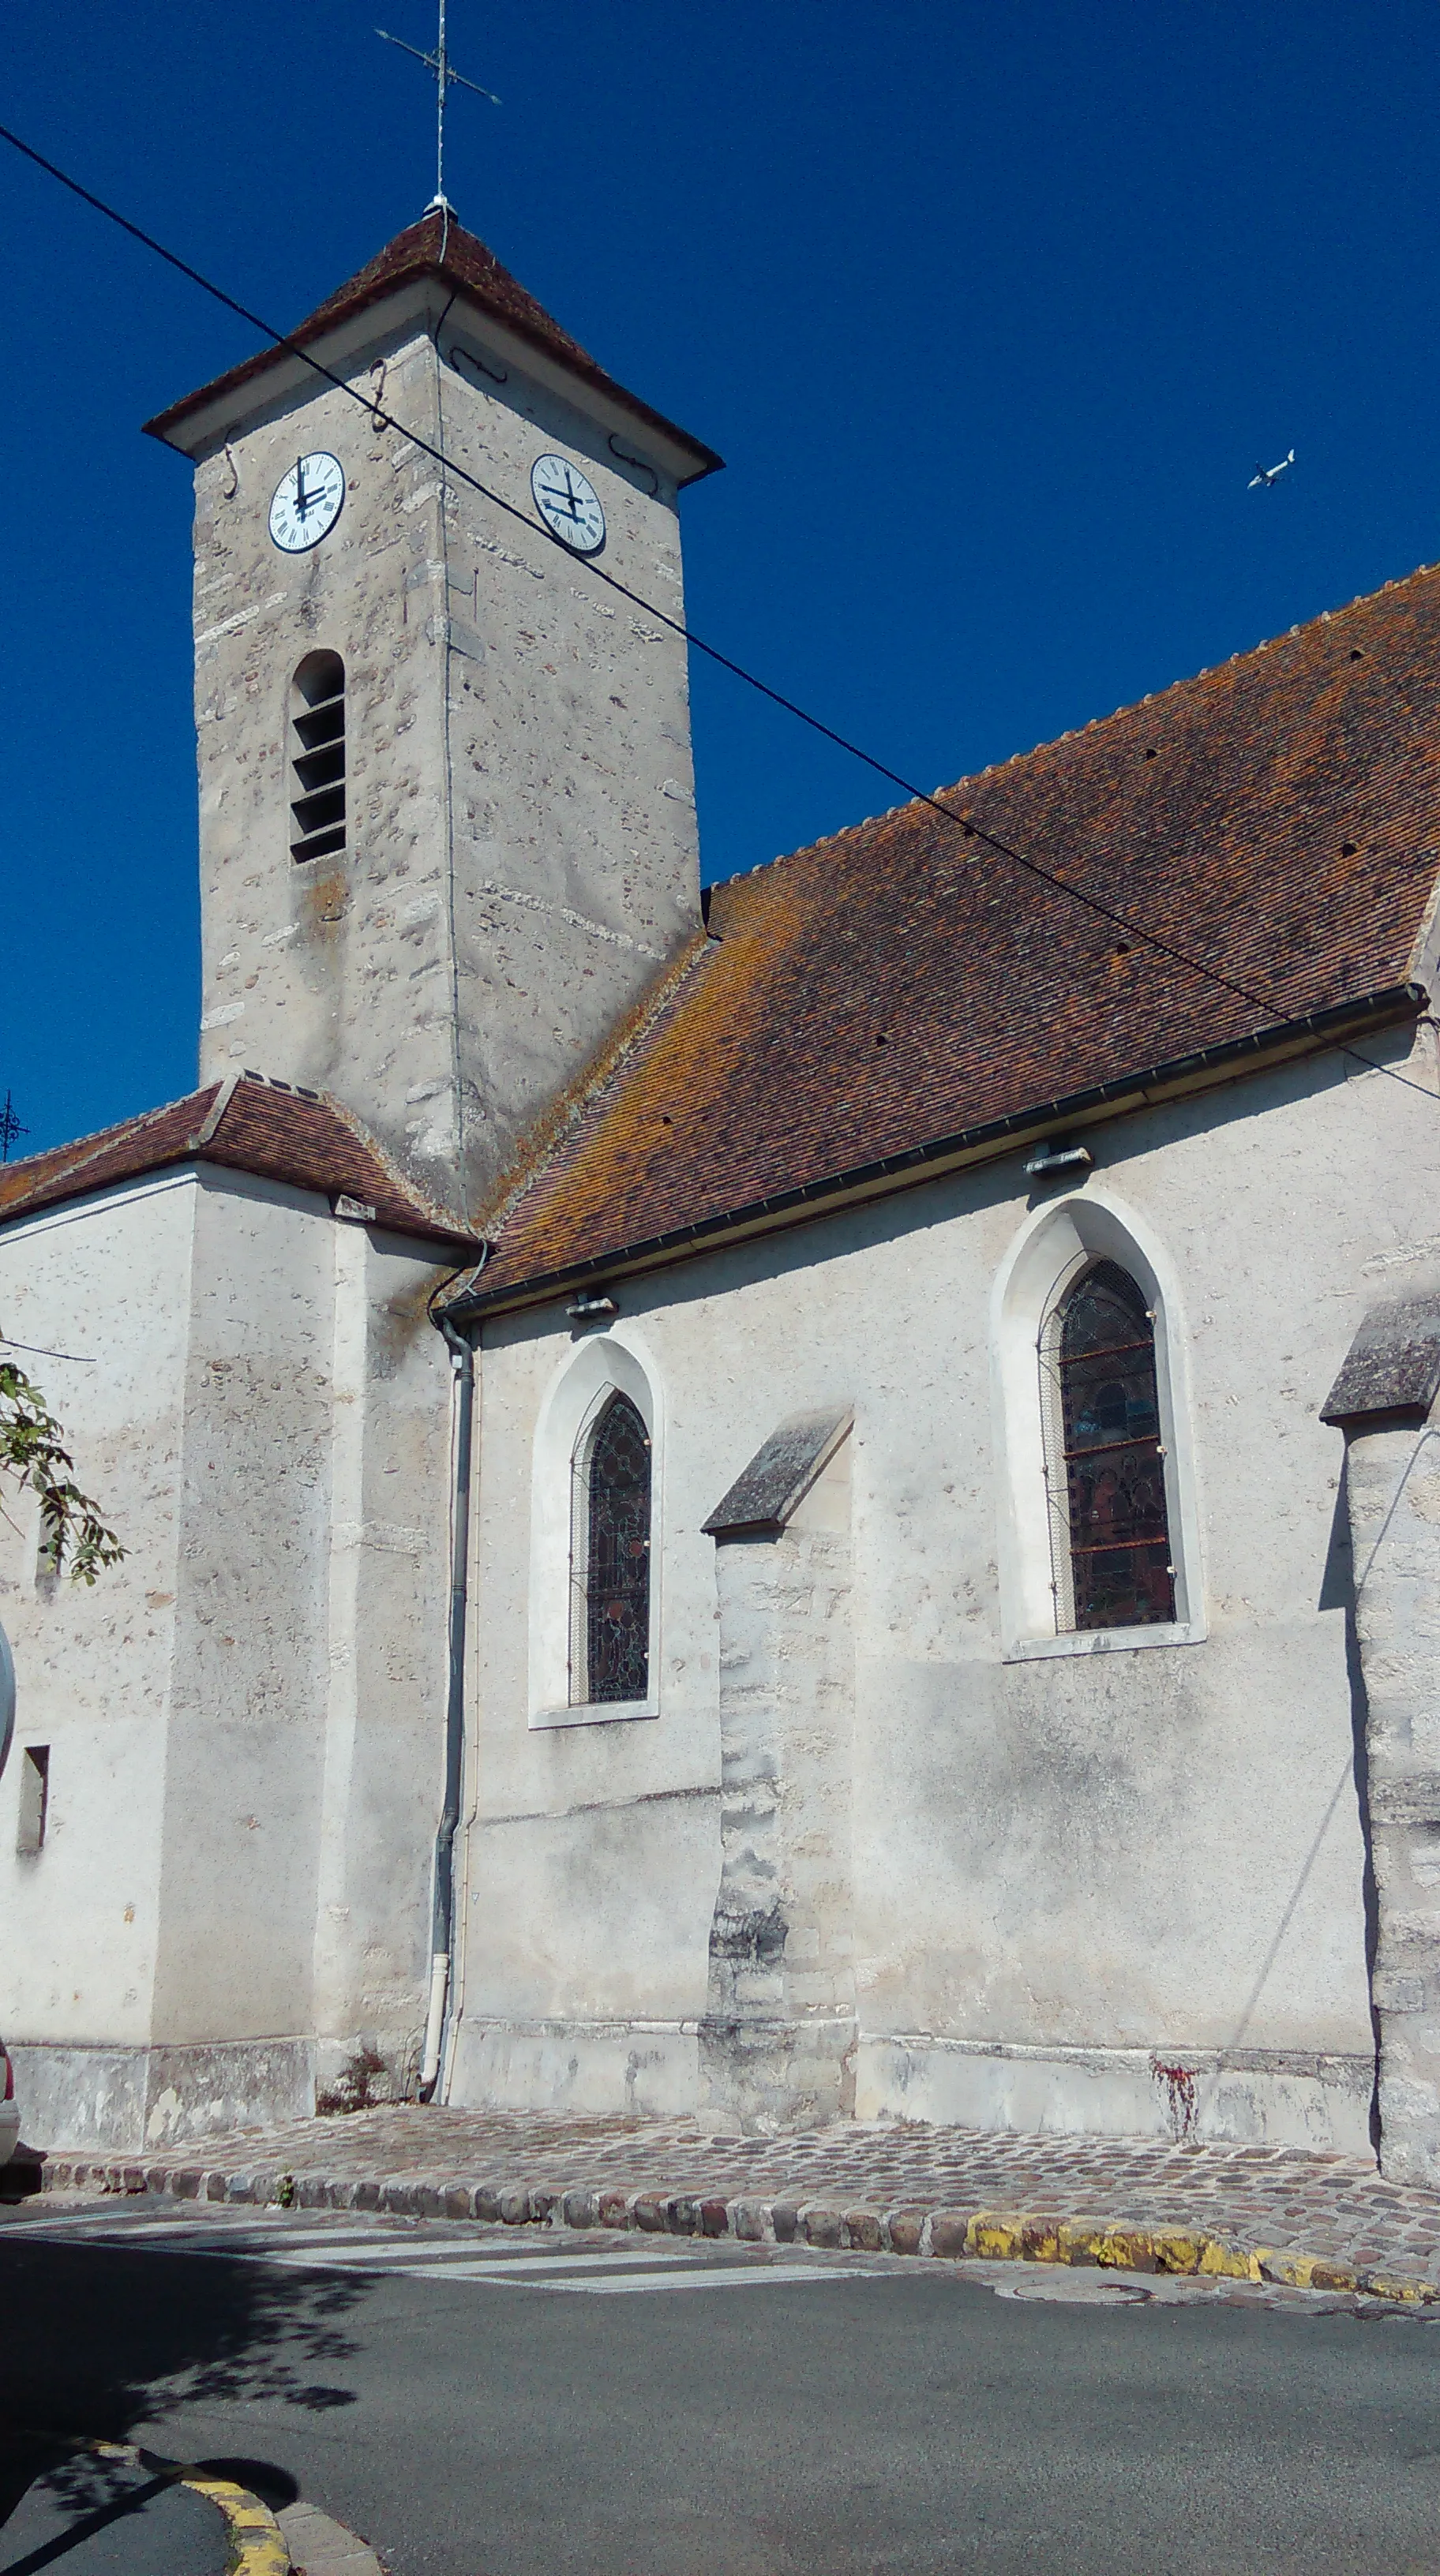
[
  {"x1": 531, "y1": 454, "x2": 606, "y2": 555},
  {"x1": 268, "y1": 452, "x2": 346, "y2": 553}
]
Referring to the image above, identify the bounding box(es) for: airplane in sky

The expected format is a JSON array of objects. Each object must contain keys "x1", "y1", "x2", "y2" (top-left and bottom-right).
[{"x1": 1248, "y1": 449, "x2": 1296, "y2": 489}]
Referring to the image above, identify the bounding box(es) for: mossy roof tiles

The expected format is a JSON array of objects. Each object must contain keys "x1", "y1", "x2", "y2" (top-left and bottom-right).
[{"x1": 466, "y1": 565, "x2": 1440, "y2": 1302}]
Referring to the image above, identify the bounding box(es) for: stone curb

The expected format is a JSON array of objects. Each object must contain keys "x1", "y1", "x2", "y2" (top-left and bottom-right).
[
  {"x1": 41, "y1": 2154, "x2": 1440, "y2": 2308},
  {"x1": 92, "y1": 2443, "x2": 291, "y2": 2576}
]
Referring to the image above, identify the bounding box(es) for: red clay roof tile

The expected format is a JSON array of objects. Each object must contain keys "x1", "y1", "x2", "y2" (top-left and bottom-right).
[
  {"x1": 464, "y1": 564, "x2": 1440, "y2": 1302},
  {"x1": 0, "y1": 1075, "x2": 478, "y2": 1253},
  {"x1": 144, "y1": 212, "x2": 722, "y2": 481}
]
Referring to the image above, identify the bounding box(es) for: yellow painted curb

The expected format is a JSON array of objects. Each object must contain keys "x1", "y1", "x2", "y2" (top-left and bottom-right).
[
  {"x1": 932, "y1": 2211, "x2": 1438, "y2": 2303},
  {"x1": 92, "y1": 2443, "x2": 291, "y2": 2576},
  {"x1": 181, "y1": 2473, "x2": 291, "y2": 2576}
]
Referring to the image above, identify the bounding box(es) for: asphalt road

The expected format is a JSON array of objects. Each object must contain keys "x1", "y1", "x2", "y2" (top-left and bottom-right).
[{"x1": 3, "y1": 2203, "x2": 1440, "y2": 2575}]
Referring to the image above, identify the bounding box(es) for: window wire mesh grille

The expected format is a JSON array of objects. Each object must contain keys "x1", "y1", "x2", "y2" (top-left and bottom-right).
[
  {"x1": 1045, "y1": 1257, "x2": 1175, "y2": 1632},
  {"x1": 569, "y1": 1391, "x2": 651, "y2": 1705},
  {"x1": 1037, "y1": 1297, "x2": 1076, "y2": 1631}
]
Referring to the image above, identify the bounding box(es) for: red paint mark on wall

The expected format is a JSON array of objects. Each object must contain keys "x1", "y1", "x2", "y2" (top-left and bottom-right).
[{"x1": 1151, "y1": 2056, "x2": 1198, "y2": 2142}]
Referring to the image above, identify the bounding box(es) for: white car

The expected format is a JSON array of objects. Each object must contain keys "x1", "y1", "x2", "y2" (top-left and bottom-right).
[{"x1": 0, "y1": 2041, "x2": 17, "y2": 2167}]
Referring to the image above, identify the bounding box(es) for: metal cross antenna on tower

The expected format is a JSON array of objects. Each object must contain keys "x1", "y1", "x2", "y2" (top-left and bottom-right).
[{"x1": 377, "y1": 1, "x2": 501, "y2": 226}]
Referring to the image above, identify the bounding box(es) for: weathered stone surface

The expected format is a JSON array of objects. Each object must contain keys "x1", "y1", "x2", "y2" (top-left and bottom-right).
[
  {"x1": 1322, "y1": 1299, "x2": 1440, "y2": 1424},
  {"x1": 699, "y1": 1436, "x2": 858, "y2": 2132},
  {"x1": 703, "y1": 1412, "x2": 853, "y2": 1539},
  {"x1": 1337, "y1": 1415, "x2": 1440, "y2": 2181},
  {"x1": 843, "y1": 2207, "x2": 883, "y2": 2251},
  {"x1": 729, "y1": 2199, "x2": 769, "y2": 2241},
  {"x1": 800, "y1": 2204, "x2": 843, "y2": 2248},
  {"x1": 928, "y1": 2211, "x2": 972, "y2": 2259}
]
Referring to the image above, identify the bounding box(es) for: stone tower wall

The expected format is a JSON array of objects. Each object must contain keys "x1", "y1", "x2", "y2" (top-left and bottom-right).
[{"x1": 189, "y1": 310, "x2": 701, "y2": 1220}]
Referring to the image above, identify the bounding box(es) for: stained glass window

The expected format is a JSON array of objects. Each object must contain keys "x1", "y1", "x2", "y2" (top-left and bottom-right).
[
  {"x1": 1049, "y1": 1259, "x2": 1175, "y2": 1632},
  {"x1": 574, "y1": 1392, "x2": 651, "y2": 1704}
]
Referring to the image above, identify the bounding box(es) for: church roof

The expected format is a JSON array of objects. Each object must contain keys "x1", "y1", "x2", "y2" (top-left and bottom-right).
[
  {"x1": 144, "y1": 211, "x2": 723, "y2": 482},
  {"x1": 0, "y1": 1073, "x2": 479, "y2": 1254},
  {"x1": 453, "y1": 562, "x2": 1440, "y2": 1312}
]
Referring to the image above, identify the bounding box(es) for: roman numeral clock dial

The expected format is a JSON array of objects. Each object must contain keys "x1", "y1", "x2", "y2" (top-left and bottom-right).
[
  {"x1": 268, "y1": 452, "x2": 347, "y2": 552},
  {"x1": 531, "y1": 454, "x2": 606, "y2": 555}
]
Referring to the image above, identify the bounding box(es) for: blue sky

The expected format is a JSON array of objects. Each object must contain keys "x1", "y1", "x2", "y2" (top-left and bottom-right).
[{"x1": 4, "y1": 1, "x2": 1439, "y2": 1156}]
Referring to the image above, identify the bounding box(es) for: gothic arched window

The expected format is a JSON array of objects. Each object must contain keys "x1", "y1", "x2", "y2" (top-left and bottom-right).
[
  {"x1": 289, "y1": 650, "x2": 347, "y2": 863},
  {"x1": 571, "y1": 1391, "x2": 651, "y2": 1705},
  {"x1": 1041, "y1": 1258, "x2": 1175, "y2": 1632}
]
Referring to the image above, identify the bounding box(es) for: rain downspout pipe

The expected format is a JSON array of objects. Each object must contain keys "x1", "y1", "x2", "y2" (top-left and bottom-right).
[{"x1": 420, "y1": 1277, "x2": 482, "y2": 2101}]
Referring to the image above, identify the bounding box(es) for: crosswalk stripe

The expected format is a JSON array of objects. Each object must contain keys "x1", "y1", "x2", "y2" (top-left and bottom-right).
[
  {"x1": 536, "y1": 2263, "x2": 877, "y2": 2295},
  {"x1": 2, "y1": 2213, "x2": 887, "y2": 2294}
]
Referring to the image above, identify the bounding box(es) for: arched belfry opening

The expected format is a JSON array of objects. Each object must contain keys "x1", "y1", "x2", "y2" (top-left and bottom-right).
[{"x1": 289, "y1": 650, "x2": 347, "y2": 863}]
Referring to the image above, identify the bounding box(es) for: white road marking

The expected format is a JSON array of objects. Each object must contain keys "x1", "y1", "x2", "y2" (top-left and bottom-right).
[
  {"x1": 2, "y1": 2210, "x2": 883, "y2": 2295},
  {"x1": 534, "y1": 2263, "x2": 877, "y2": 2296}
]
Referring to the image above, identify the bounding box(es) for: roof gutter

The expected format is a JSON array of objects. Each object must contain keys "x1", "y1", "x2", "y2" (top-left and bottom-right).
[{"x1": 448, "y1": 981, "x2": 1427, "y2": 1323}]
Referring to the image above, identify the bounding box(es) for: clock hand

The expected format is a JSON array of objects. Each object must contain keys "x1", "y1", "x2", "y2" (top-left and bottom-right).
[
  {"x1": 538, "y1": 485, "x2": 582, "y2": 516},
  {"x1": 294, "y1": 457, "x2": 309, "y2": 512}
]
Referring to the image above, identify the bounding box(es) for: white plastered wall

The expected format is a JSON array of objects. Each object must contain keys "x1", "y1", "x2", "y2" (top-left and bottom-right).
[
  {"x1": 0, "y1": 1166, "x2": 456, "y2": 2150},
  {"x1": 0, "y1": 1174, "x2": 194, "y2": 2115},
  {"x1": 450, "y1": 1027, "x2": 1439, "y2": 2147}
]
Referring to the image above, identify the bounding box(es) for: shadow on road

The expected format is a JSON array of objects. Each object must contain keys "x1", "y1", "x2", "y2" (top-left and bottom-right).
[{"x1": 0, "y1": 2226, "x2": 370, "y2": 2539}]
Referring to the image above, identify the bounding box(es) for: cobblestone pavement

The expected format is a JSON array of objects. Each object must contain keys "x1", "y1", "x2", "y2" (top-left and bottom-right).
[{"x1": 32, "y1": 2105, "x2": 1440, "y2": 2299}]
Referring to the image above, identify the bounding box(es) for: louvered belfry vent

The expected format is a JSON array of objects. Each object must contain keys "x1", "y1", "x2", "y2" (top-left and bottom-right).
[{"x1": 289, "y1": 650, "x2": 347, "y2": 863}]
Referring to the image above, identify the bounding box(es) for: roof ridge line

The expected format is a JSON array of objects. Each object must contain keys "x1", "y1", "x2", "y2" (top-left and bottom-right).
[
  {"x1": 2, "y1": 1087, "x2": 211, "y2": 1186},
  {"x1": 935, "y1": 559, "x2": 1440, "y2": 802},
  {"x1": 299, "y1": 1081, "x2": 479, "y2": 1241},
  {"x1": 471, "y1": 928, "x2": 718, "y2": 1244},
  {"x1": 190, "y1": 1073, "x2": 238, "y2": 1148},
  {"x1": 704, "y1": 559, "x2": 1440, "y2": 907},
  {"x1": 213, "y1": 1070, "x2": 479, "y2": 1241}
]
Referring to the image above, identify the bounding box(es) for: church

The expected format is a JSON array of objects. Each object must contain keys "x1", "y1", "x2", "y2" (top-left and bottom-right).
[{"x1": 5, "y1": 207, "x2": 1440, "y2": 2182}]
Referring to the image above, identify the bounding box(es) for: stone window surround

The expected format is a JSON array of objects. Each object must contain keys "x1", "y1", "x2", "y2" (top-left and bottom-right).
[
  {"x1": 991, "y1": 1185, "x2": 1207, "y2": 1663},
  {"x1": 527, "y1": 1323, "x2": 662, "y2": 1728}
]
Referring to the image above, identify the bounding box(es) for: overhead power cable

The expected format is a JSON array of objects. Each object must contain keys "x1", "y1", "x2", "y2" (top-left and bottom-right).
[{"x1": 0, "y1": 119, "x2": 1434, "y2": 1108}]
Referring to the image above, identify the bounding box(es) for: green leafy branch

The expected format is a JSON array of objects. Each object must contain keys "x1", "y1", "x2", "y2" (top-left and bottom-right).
[{"x1": 0, "y1": 1352, "x2": 126, "y2": 1585}]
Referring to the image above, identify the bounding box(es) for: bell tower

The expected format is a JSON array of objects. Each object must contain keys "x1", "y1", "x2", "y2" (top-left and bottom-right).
[{"x1": 145, "y1": 215, "x2": 722, "y2": 1219}]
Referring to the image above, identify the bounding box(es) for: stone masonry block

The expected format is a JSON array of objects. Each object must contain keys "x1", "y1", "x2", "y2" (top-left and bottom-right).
[
  {"x1": 729, "y1": 2199, "x2": 771, "y2": 2241},
  {"x1": 928, "y1": 2211, "x2": 972, "y2": 2260},
  {"x1": 800, "y1": 2204, "x2": 843, "y2": 2248}
]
